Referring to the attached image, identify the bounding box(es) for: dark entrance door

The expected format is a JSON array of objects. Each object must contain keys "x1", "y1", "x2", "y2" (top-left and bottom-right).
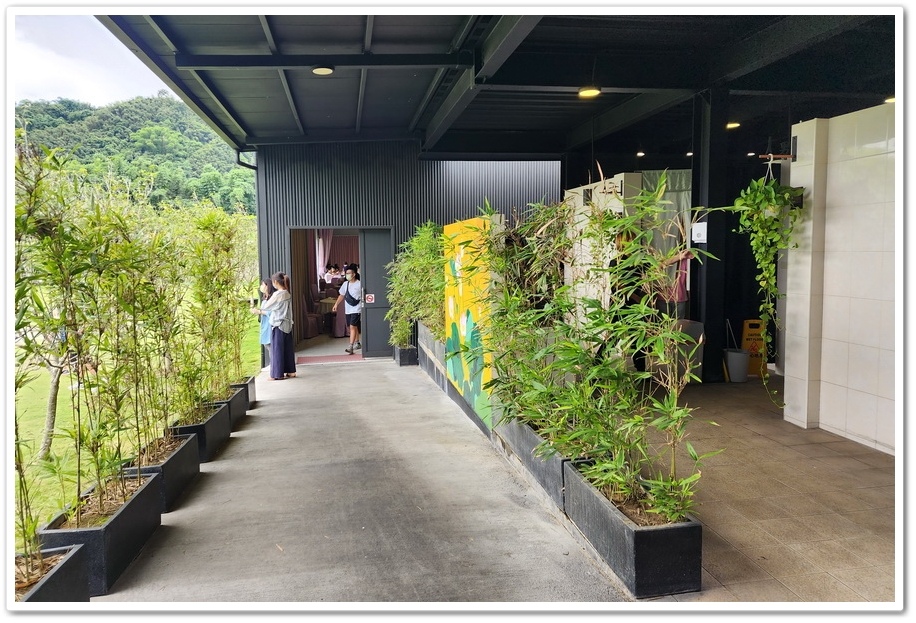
[{"x1": 358, "y1": 229, "x2": 393, "y2": 358}]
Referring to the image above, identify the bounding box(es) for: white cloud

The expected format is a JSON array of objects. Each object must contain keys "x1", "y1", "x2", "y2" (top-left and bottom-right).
[{"x1": 11, "y1": 15, "x2": 173, "y2": 107}]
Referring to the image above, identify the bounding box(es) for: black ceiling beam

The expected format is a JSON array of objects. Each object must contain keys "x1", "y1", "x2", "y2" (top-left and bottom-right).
[
  {"x1": 144, "y1": 16, "x2": 251, "y2": 141},
  {"x1": 95, "y1": 16, "x2": 245, "y2": 150},
  {"x1": 174, "y1": 52, "x2": 474, "y2": 70},
  {"x1": 355, "y1": 16, "x2": 375, "y2": 133},
  {"x1": 245, "y1": 128, "x2": 421, "y2": 146},
  {"x1": 259, "y1": 15, "x2": 306, "y2": 136},
  {"x1": 566, "y1": 91, "x2": 694, "y2": 150},
  {"x1": 423, "y1": 16, "x2": 542, "y2": 150},
  {"x1": 408, "y1": 17, "x2": 478, "y2": 132},
  {"x1": 564, "y1": 15, "x2": 877, "y2": 154},
  {"x1": 708, "y1": 15, "x2": 877, "y2": 83}
]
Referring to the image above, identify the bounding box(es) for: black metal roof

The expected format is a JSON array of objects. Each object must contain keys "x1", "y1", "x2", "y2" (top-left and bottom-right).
[{"x1": 97, "y1": 13, "x2": 897, "y2": 164}]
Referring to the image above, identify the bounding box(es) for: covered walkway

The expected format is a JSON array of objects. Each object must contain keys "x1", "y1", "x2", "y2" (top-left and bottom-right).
[{"x1": 92, "y1": 336, "x2": 896, "y2": 610}]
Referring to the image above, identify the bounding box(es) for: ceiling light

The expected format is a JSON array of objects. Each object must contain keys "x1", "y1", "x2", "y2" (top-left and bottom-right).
[
  {"x1": 885, "y1": 96, "x2": 895, "y2": 103},
  {"x1": 726, "y1": 122, "x2": 741, "y2": 129},
  {"x1": 578, "y1": 86, "x2": 601, "y2": 98},
  {"x1": 686, "y1": 151, "x2": 693, "y2": 157},
  {"x1": 636, "y1": 151, "x2": 645, "y2": 158},
  {"x1": 747, "y1": 152, "x2": 756, "y2": 157},
  {"x1": 312, "y1": 65, "x2": 334, "y2": 76}
]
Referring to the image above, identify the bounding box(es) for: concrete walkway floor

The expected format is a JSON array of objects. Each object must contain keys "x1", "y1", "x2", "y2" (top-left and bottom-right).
[{"x1": 91, "y1": 357, "x2": 633, "y2": 609}]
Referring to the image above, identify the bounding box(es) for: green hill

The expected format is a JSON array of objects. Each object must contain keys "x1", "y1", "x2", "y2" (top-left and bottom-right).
[{"x1": 15, "y1": 91, "x2": 255, "y2": 213}]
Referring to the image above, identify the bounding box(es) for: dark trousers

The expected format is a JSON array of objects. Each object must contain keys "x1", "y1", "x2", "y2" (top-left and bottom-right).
[{"x1": 269, "y1": 327, "x2": 296, "y2": 378}]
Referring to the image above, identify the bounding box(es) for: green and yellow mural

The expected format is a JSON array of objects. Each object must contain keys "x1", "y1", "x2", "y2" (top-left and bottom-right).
[{"x1": 443, "y1": 217, "x2": 493, "y2": 428}]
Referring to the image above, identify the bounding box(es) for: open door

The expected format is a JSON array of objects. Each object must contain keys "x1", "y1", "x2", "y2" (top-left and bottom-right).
[{"x1": 358, "y1": 229, "x2": 393, "y2": 358}]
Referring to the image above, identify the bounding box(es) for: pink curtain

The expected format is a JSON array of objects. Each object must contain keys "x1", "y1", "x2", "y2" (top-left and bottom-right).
[
  {"x1": 316, "y1": 229, "x2": 334, "y2": 280},
  {"x1": 330, "y1": 235, "x2": 359, "y2": 269}
]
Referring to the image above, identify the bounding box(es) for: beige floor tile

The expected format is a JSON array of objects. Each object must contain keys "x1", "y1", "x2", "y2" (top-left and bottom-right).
[
  {"x1": 811, "y1": 455, "x2": 876, "y2": 473},
  {"x1": 807, "y1": 488, "x2": 878, "y2": 512},
  {"x1": 725, "y1": 497, "x2": 794, "y2": 521},
  {"x1": 702, "y1": 548, "x2": 773, "y2": 585},
  {"x1": 836, "y1": 535, "x2": 895, "y2": 566},
  {"x1": 756, "y1": 516, "x2": 833, "y2": 544},
  {"x1": 778, "y1": 572, "x2": 867, "y2": 601},
  {"x1": 845, "y1": 468, "x2": 895, "y2": 488},
  {"x1": 701, "y1": 527, "x2": 737, "y2": 554},
  {"x1": 840, "y1": 509, "x2": 895, "y2": 540},
  {"x1": 713, "y1": 520, "x2": 783, "y2": 550},
  {"x1": 672, "y1": 586, "x2": 741, "y2": 602},
  {"x1": 851, "y1": 485, "x2": 896, "y2": 510},
  {"x1": 693, "y1": 502, "x2": 747, "y2": 529},
  {"x1": 820, "y1": 440, "x2": 882, "y2": 456},
  {"x1": 742, "y1": 544, "x2": 824, "y2": 578},
  {"x1": 805, "y1": 512, "x2": 877, "y2": 539},
  {"x1": 789, "y1": 539, "x2": 873, "y2": 571},
  {"x1": 724, "y1": 579, "x2": 803, "y2": 602},
  {"x1": 764, "y1": 493, "x2": 833, "y2": 517},
  {"x1": 854, "y1": 452, "x2": 895, "y2": 469},
  {"x1": 830, "y1": 568, "x2": 896, "y2": 602},
  {"x1": 791, "y1": 443, "x2": 843, "y2": 458}
]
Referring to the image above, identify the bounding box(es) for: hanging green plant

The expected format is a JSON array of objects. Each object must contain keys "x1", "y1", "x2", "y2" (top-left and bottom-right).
[{"x1": 733, "y1": 174, "x2": 804, "y2": 393}]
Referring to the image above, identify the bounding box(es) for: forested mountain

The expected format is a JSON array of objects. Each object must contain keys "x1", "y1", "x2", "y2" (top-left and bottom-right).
[{"x1": 14, "y1": 91, "x2": 256, "y2": 213}]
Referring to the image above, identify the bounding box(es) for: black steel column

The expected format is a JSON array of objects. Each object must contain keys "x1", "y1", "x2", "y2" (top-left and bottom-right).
[{"x1": 690, "y1": 89, "x2": 730, "y2": 383}]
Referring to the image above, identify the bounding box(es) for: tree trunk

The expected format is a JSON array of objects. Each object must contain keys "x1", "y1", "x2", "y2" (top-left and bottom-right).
[{"x1": 38, "y1": 363, "x2": 63, "y2": 461}]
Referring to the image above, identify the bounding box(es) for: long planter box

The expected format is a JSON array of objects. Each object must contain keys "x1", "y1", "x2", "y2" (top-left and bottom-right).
[
  {"x1": 563, "y1": 461, "x2": 702, "y2": 598},
  {"x1": 216, "y1": 385, "x2": 248, "y2": 430},
  {"x1": 230, "y1": 375, "x2": 257, "y2": 410},
  {"x1": 37, "y1": 473, "x2": 162, "y2": 597},
  {"x1": 168, "y1": 401, "x2": 230, "y2": 463},
  {"x1": 17, "y1": 544, "x2": 90, "y2": 602},
  {"x1": 123, "y1": 433, "x2": 200, "y2": 513},
  {"x1": 494, "y1": 418, "x2": 568, "y2": 510}
]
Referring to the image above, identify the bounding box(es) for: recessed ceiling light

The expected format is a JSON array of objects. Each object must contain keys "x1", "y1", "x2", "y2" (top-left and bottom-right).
[
  {"x1": 578, "y1": 86, "x2": 601, "y2": 98},
  {"x1": 312, "y1": 65, "x2": 335, "y2": 76},
  {"x1": 726, "y1": 122, "x2": 741, "y2": 129},
  {"x1": 747, "y1": 152, "x2": 756, "y2": 157},
  {"x1": 686, "y1": 151, "x2": 693, "y2": 157},
  {"x1": 636, "y1": 151, "x2": 645, "y2": 157}
]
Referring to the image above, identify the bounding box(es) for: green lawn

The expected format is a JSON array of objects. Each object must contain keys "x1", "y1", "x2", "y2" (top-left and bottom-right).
[{"x1": 13, "y1": 317, "x2": 262, "y2": 545}]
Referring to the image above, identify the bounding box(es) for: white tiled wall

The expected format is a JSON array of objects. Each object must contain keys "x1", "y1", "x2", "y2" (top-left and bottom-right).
[{"x1": 785, "y1": 103, "x2": 896, "y2": 454}]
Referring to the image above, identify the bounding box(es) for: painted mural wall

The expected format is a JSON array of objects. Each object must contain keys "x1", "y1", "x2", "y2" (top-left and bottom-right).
[{"x1": 443, "y1": 217, "x2": 494, "y2": 428}]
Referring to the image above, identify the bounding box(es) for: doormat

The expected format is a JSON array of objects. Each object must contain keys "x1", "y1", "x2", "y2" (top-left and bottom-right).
[{"x1": 297, "y1": 354, "x2": 364, "y2": 365}]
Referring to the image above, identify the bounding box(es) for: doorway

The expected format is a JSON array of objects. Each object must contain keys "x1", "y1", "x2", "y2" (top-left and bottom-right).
[{"x1": 289, "y1": 228, "x2": 393, "y2": 359}]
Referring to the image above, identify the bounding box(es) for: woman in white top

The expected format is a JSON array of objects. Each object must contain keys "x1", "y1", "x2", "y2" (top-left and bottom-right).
[
  {"x1": 331, "y1": 264, "x2": 362, "y2": 354},
  {"x1": 251, "y1": 271, "x2": 297, "y2": 379}
]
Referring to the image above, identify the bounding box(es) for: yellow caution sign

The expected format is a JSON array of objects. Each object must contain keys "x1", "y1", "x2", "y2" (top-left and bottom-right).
[{"x1": 742, "y1": 319, "x2": 766, "y2": 376}]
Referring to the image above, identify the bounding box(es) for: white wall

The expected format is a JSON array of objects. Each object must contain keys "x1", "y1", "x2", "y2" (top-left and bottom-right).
[{"x1": 783, "y1": 103, "x2": 897, "y2": 454}]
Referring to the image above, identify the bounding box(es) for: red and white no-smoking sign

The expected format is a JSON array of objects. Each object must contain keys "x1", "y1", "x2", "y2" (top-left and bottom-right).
[{"x1": 364, "y1": 293, "x2": 375, "y2": 304}]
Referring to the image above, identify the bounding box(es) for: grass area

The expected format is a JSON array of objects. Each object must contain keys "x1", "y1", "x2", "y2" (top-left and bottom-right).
[{"x1": 13, "y1": 317, "x2": 261, "y2": 546}]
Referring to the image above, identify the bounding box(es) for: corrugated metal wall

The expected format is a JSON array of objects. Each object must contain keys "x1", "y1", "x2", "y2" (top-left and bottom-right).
[{"x1": 255, "y1": 141, "x2": 561, "y2": 277}]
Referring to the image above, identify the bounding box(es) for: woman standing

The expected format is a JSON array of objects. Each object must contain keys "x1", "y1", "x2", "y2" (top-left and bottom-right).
[
  {"x1": 251, "y1": 271, "x2": 297, "y2": 380},
  {"x1": 332, "y1": 263, "x2": 362, "y2": 354}
]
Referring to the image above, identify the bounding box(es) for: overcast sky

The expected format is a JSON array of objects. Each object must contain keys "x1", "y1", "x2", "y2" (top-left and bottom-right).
[{"x1": 11, "y1": 13, "x2": 174, "y2": 107}]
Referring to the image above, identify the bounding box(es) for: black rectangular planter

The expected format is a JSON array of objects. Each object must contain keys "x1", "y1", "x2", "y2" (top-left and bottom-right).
[
  {"x1": 562, "y1": 461, "x2": 702, "y2": 598},
  {"x1": 393, "y1": 345, "x2": 418, "y2": 366},
  {"x1": 168, "y1": 401, "x2": 230, "y2": 463},
  {"x1": 123, "y1": 433, "x2": 200, "y2": 513},
  {"x1": 18, "y1": 544, "x2": 90, "y2": 602},
  {"x1": 37, "y1": 473, "x2": 162, "y2": 597},
  {"x1": 216, "y1": 384, "x2": 248, "y2": 429},
  {"x1": 494, "y1": 418, "x2": 568, "y2": 510},
  {"x1": 230, "y1": 375, "x2": 257, "y2": 410}
]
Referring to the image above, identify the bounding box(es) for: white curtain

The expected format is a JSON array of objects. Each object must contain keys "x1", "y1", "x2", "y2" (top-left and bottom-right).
[{"x1": 316, "y1": 229, "x2": 334, "y2": 281}]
